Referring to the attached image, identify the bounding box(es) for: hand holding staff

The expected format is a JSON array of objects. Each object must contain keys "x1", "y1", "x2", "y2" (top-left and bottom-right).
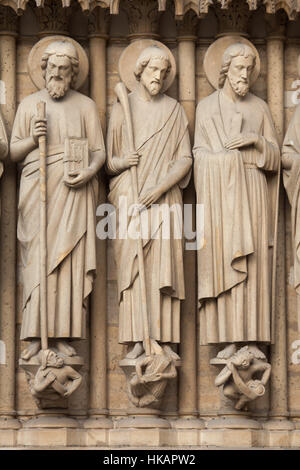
[{"x1": 37, "y1": 101, "x2": 48, "y2": 352}]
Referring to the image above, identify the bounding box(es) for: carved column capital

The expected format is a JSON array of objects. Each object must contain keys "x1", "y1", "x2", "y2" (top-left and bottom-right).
[
  {"x1": 215, "y1": 0, "x2": 253, "y2": 37},
  {"x1": 176, "y1": 9, "x2": 198, "y2": 40},
  {"x1": 88, "y1": 6, "x2": 110, "y2": 38},
  {"x1": 33, "y1": 0, "x2": 71, "y2": 37},
  {"x1": 0, "y1": 5, "x2": 18, "y2": 36},
  {"x1": 122, "y1": 0, "x2": 162, "y2": 40},
  {"x1": 265, "y1": 10, "x2": 287, "y2": 40}
]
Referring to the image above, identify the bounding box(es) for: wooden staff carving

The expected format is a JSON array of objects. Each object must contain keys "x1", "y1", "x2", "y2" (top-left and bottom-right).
[{"x1": 37, "y1": 100, "x2": 48, "y2": 351}]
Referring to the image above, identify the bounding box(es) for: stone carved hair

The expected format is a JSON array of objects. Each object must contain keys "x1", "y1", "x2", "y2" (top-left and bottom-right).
[
  {"x1": 218, "y1": 43, "x2": 256, "y2": 89},
  {"x1": 134, "y1": 45, "x2": 171, "y2": 82},
  {"x1": 41, "y1": 40, "x2": 80, "y2": 88}
]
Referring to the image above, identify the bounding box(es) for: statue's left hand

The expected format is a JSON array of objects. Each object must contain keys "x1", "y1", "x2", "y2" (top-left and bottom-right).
[
  {"x1": 138, "y1": 186, "x2": 164, "y2": 208},
  {"x1": 224, "y1": 132, "x2": 259, "y2": 150},
  {"x1": 64, "y1": 168, "x2": 95, "y2": 188}
]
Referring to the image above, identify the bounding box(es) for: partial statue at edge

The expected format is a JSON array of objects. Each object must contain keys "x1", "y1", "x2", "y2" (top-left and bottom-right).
[
  {"x1": 107, "y1": 40, "x2": 192, "y2": 407},
  {"x1": 282, "y1": 53, "x2": 300, "y2": 365},
  {"x1": 194, "y1": 37, "x2": 279, "y2": 410}
]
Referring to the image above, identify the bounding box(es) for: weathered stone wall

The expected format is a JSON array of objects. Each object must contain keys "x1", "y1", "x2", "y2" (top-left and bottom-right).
[{"x1": 1, "y1": 0, "x2": 300, "y2": 447}]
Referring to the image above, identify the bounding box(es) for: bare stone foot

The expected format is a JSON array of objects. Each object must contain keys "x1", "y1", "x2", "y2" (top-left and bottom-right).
[
  {"x1": 217, "y1": 344, "x2": 237, "y2": 360},
  {"x1": 126, "y1": 342, "x2": 144, "y2": 359},
  {"x1": 21, "y1": 340, "x2": 41, "y2": 361},
  {"x1": 56, "y1": 340, "x2": 77, "y2": 357}
]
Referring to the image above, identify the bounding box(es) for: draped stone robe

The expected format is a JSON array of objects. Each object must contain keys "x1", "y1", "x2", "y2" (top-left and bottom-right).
[
  {"x1": 107, "y1": 91, "x2": 192, "y2": 344},
  {"x1": 282, "y1": 104, "x2": 300, "y2": 328},
  {"x1": 193, "y1": 90, "x2": 280, "y2": 345},
  {"x1": 11, "y1": 88, "x2": 104, "y2": 340}
]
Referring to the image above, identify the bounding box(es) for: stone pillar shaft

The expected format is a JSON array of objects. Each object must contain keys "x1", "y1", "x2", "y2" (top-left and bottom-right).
[
  {"x1": 267, "y1": 37, "x2": 284, "y2": 144},
  {"x1": 265, "y1": 22, "x2": 293, "y2": 430},
  {"x1": 177, "y1": 36, "x2": 197, "y2": 421},
  {"x1": 85, "y1": 16, "x2": 111, "y2": 428}
]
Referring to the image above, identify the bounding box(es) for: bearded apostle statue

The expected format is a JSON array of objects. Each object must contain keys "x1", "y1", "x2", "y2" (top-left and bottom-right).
[
  {"x1": 106, "y1": 41, "x2": 192, "y2": 407},
  {"x1": 10, "y1": 37, "x2": 105, "y2": 372},
  {"x1": 193, "y1": 38, "x2": 279, "y2": 410}
]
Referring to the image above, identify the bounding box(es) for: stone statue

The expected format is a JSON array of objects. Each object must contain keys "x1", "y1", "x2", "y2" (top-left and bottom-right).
[
  {"x1": 107, "y1": 40, "x2": 191, "y2": 406},
  {"x1": 127, "y1": 345, "x2": 177, "y2": 408},
  {"x1": 10, "y1": 38, "x2": 105, "y2": 361},
  {"x1": 28, "y1": 349, "x2": 82, "y2": 408},
  {"x1": 211, "y1": 345, "x2": 271, "y2": 411},
  {"x1": 282, "y1": 54, "x2": 300, "y2": 340},
  {"x1": 193, "y1": 39, "x2": 279, "y2": 399}
]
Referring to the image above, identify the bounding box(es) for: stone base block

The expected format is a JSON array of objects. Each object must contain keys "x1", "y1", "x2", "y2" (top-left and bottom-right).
[
  {"x1": 259, "y1": 430, "x2": 290, "y2": 448},
  {"x1": 109, "y1": 428, "x2": 169, "y2": 447},
  {"x1": 116, "y1": 415, "x2": 170, "y2": 429},
  {"x1": 17, "y1": 428, "x2": 83, "y2": 447},
  {"x1": 174, "y1": 429, "x2": 200, "y2": 446},
  {"x1": 0, "y1": 429, "x2": 17, "y2": 446},
  {"x1": 85, "y1": 429, "x2": 109, "y2": 447},
  {"x1": 290, "y1": 431, "x2": 300, "y2": 448},
  {"x1": 200, "y1": 429, "x2": 258, "y2": 448}
]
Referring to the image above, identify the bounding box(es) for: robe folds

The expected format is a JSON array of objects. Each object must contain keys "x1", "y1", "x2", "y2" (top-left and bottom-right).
[
  {"x1": 11, "y1": 88, "x2": 104, "y2": 340},
  {"x1": 107, "y1": 91, "x2": 192, "y2": 344},
  {"x1": 193, "y1": 90, "x2": 280, "y2": 345},
  {"x1": 282, "y1": 105, "x2": 300, "y2": 304}
]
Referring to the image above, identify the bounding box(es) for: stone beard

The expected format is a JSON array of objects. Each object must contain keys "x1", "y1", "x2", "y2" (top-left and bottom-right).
[
  {"x1": 106, "y1": 48, "x2": 192, "y2": 351},
  {"x1": 10, "y1": 46, "x2": 105, "y2": 352},
  {"x1": 193, "y1": 46, "x2": 280, "y2": 346},
  {"x1": 46, "y1": 70, "x2": 72, "y2": 99}
]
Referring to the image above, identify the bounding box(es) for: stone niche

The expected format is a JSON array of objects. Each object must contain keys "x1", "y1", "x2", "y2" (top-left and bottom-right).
[{"x1": 0, "y1": 0, "x2": 299, "y2": 449}]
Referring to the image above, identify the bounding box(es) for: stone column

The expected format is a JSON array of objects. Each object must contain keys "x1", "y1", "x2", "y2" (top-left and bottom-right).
[
  {"x1": 0, "y1": 5, "x2": 20, "y2": 445},
  {"x1": 172, "y1": 11, "x2": 204, "y2": 438},
  {"x1": 83, "y1": 8, "x2": 112, "y2": 438},
  {"x1": 263, "y1": 12, "x2": 294, "y2": 438}
]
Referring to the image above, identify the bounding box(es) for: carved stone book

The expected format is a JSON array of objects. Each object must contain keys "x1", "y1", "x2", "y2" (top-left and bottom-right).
[{"x1": 64, "y1": 137, "x2": 89, "y2": 180}]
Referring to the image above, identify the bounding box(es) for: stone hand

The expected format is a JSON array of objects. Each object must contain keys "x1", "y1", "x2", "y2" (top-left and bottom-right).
[
  {"x1": 224, "y1": 132, "x2": 259, "y2": 150},
  {"x1": 122, "y1": 152, "x2": 140, "y2": 169},
  {"x1": 139, "y1": 186, "x2": 164, "y2": 208},
  {"x1": 32, "y1": 117, "x2": 47, "y2": 144},
  {"x1": 64, "y1": 168, "x2": 94, "y2": 188}
]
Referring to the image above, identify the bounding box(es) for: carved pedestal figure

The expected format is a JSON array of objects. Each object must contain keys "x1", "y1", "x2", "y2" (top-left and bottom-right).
[
  {"x1": 107, "y1": 41, "x2": 192, "y2": 413},
  {"x1": 10, "y1": 36, "x2": 105, "y2": 409},
  {"x1": 193, "y1": 37, "x2": 279, "y2": 418}
]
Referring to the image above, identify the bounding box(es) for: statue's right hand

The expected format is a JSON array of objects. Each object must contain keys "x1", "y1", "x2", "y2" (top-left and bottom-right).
[
  {"x1": 32, "y1": 117, "x2": 47, "y2": 144},
  {"x1": 122, "y1": 152, "x2": 140, "y2": 169}
]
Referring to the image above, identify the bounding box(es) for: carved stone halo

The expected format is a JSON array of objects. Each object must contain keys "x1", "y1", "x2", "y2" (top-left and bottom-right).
[
  {"x1": 27, "y1": 35, "x2": 89, "y2": 91},
  {"x1": 203, "y1": 36, "x2": 261, "y2": 90},
  {"x1": 118, "y1": 39, "x2": 176, "y2": 93}
]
